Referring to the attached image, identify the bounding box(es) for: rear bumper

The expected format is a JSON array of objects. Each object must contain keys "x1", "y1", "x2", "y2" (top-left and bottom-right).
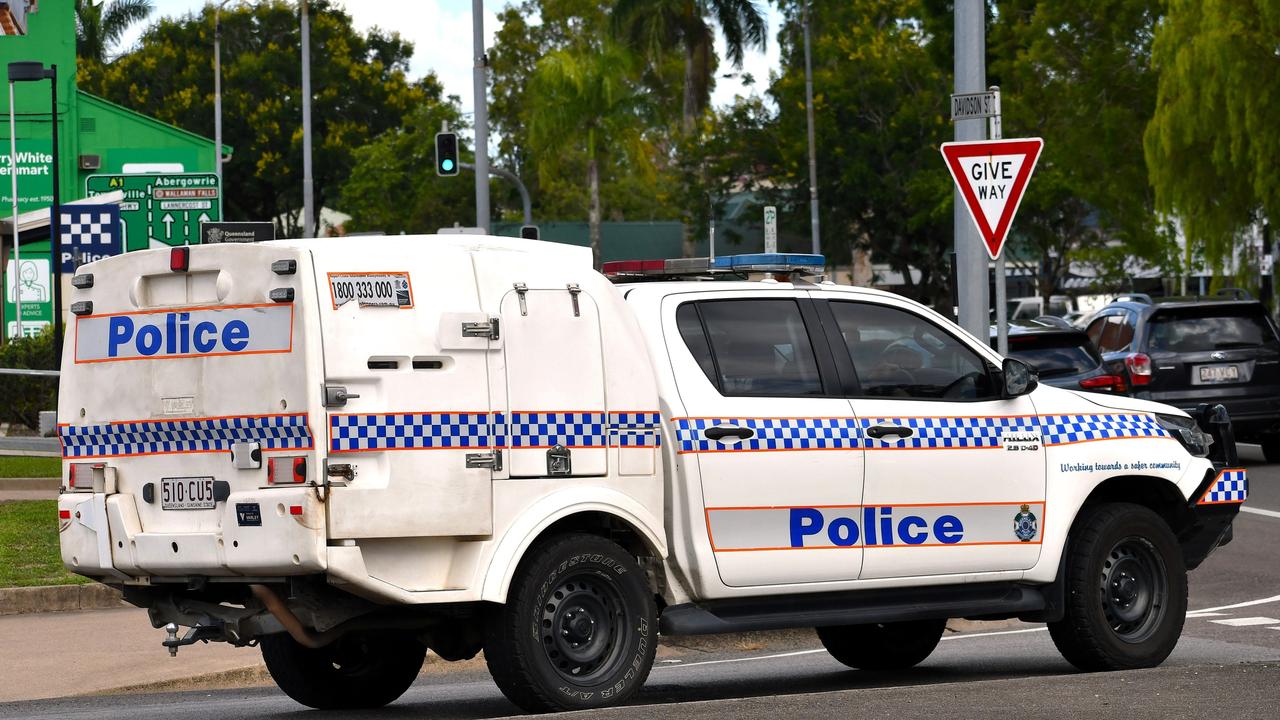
[
  {"x1": 59, "y1": 487, "x2": 326, "y2": 580},
  {"x1": 1143, "y1": 388, "x2": 1280, "y2": 435}
]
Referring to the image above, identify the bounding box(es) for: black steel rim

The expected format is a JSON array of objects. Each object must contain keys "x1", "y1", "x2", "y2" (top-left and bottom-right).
[
  {"x1": 540, "y1": 571, "x2": 629, "y2": 683},
  {"x1": 1099, "y1": 536, "x2": 1168, "y2": 643}
]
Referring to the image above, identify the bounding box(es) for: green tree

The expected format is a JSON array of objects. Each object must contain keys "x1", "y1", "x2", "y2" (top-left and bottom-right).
[
  {"x1": 75, "y1": 0, "x2": 155, "y2": 63},
  {"x1": 338, "y1": 79, "x2": 476, "y2": 234},
  {"x1": 526, "y1": 42, "x2": 652, "y2": 265},
  {"x1": 769, "y1": 0, "x2": 954, "y2": 307},
  {"x1": 612, "y1": 0, "x2": 768, "y2": 134},
  {"x1": 989, "y1": 0, "x2": 1166, "y2": 296},
  {"x1": 1145, "y1": 0, "x2": 1280, "y2": 269},
  {"x1": 79, "y1": 0, "x2": 423, "y2": 236}
]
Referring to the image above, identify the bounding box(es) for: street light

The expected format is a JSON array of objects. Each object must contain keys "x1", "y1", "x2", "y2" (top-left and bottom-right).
[{"x1": 7, "y1": 61, "x2": 60, "y2": 354}]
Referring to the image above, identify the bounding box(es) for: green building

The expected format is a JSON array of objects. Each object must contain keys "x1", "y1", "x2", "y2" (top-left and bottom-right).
[{"x1": 1, "y1": 0, "x2": 227, "y2": 338}]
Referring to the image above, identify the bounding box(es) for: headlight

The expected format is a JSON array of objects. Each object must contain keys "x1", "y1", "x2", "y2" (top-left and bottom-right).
[{"x1": 1157, "y1": 413, "x2": 1212, "y2": 457}]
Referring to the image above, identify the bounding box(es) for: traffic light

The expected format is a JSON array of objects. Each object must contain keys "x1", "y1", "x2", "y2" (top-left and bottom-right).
[{"x1": 435, "y1": 132, "x2": 459, "y2": 176}]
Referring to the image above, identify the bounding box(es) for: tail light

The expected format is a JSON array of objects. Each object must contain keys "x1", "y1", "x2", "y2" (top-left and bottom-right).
[
  {"x1": 1079, "y1": 374, "x2": 1124, "y2": 392},
  {"x1": 170, "y1": 247, "x2": 190, "y2": 272},
  {"x1": 68, "y1": 462, "x2": 103, "y2": 491},
  {"x1": 1125, "y1": 353, "x2": 1153, "y2": 386},
  {"x1": 267, "y1": 457, "x2": 307, "y2": 485}
]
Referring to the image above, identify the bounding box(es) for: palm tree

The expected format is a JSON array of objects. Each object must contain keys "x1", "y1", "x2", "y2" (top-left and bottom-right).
[
  {"x1": 526, "y1": 43, "x2": 650, "y2": 267},
  {"x1": 75, "y1": 0, "x2": 155, "y2": 63},
  {"x1": 612, "y1": 0, "x2": 768, "y2": 134}
]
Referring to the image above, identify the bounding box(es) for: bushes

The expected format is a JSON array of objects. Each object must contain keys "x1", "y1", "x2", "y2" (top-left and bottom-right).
[{"x1": 0, "y1": 328, "x2": 58, "y2": 430}]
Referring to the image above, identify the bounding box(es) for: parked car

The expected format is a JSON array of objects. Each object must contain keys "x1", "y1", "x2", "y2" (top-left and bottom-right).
[
  {"x1": 1003, "y1": 295, "x2": 1073, "y2": 321},
  {"x1": 1085, "y1": 296, "x2": 1280, "y2": 458},
  {"x1": 992, "y1": 320, "x2": 1122, "y2": 393}
]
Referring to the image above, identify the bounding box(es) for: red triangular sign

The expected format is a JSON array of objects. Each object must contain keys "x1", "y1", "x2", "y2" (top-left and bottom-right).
[{"x1": 940, "y1": 138, "x2": 1043, "y2": 259}]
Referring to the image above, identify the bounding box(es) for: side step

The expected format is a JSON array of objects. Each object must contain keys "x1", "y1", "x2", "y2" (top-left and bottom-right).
[{"x1": 659, "y1": 582, "x2": 1046, "y2": 635}]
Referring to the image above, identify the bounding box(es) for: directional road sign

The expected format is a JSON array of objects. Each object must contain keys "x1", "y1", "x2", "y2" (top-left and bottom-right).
[
  {"x1": 951, "y1": 91, "x2": 998, "y2": 121},
  {"x1": 940, "y1": 138, "x2": 1043, "y2": 260},
  {"x1": 84, "y1": 173, "x2": 221, "y2": 251}
]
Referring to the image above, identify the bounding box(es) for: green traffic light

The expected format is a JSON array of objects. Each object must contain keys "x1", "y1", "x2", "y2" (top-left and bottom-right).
[{"x1": 442, "y1": 159, "x2": 455, "y2": 172}]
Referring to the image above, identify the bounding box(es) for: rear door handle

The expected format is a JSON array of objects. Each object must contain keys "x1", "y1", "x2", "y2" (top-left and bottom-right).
[
  {"x1": 866, "y1": 424, "x2": 913, "y2": 439},
  {"x1": 704, "y1": 426, "x2": 755, "y2": 441}
]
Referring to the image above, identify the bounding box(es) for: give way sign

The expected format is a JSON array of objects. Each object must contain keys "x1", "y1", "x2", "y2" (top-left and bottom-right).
[{"x1": 940, "y1": 138, "x2": 1044, "y2": 259}]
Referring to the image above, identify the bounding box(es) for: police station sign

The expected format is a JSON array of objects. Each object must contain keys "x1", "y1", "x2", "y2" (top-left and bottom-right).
[{"x1": 74, "y1": 304, "x2": 293, "y2": 363}]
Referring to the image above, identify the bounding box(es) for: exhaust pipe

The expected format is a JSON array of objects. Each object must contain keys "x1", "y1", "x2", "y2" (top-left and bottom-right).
[{"x1": 250, "y1": 584, "x2": 337, "y2": 649}]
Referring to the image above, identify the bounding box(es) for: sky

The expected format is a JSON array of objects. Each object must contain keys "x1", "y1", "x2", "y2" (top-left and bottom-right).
[{"x1": 118, "y1": 1, "x2": 784, "y2": 116}]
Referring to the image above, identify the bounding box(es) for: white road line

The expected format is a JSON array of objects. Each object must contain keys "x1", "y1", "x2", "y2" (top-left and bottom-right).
[
  {"x1": 1241, "y1": 506, "x2": 1280, "y2": 520},
  {"x1": 1185, "y1": 612, "x2": 1227, "y2": 618},
  {"x1": 1211, "y1": 617, "x2": 1280, "y2": 627},
  {"x1": 940, "y1": 627, "x2": 1046, "y2": 641},
  {"x1": 652, "y1": 648, "x2": 827, "y2": 670},
  {"x1": 1190, "y1": 594, "x2": 1280, "y2": 614}
]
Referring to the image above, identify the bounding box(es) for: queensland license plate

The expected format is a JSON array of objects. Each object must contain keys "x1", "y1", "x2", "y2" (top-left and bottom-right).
[
  {"x1": 1198, "y1": 364, "x2": 1239, "y2": 383},
  {"x1": 161, "y1": 477, "x2": 216, "y2": 510}
]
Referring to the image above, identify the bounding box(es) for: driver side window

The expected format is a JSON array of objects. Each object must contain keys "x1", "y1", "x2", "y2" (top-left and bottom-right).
[{"x1": 829, "y1": 301, "x2": 997, "y2": 400}]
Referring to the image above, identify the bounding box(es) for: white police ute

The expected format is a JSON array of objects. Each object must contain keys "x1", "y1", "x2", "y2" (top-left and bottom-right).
[{"x1": 57, "y1": 236, "x2": 1245, "y2": 712}]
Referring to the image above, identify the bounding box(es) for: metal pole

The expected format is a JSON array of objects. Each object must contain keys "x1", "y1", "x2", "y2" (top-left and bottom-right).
[
  {"x1": 953, "y1": 0, "x2": 988, "y2": 340},
  {"x1": 460, "y1": 161, "x2": 530, "y2": 225},
  {"x1": 990, "y1": 85, "x2": 1007, "y2": 356},
  {"x1": 47, "y1": 65, "x2": 62, "y2": 359},
  {"x1": 472, "y1": 0, "x2": 491, "y2": 233},
  {"x1": 8, "y1": 80, "x2": 21, "y2": 340},
  {"x1": 802, "y1": 2, "x2": 820, "y2": 255},
  {"x1": 213, "y1": 2, "x2": 224, "y2": 218},
  {"x1": 300, "y1": 0, "x2": 314, "y2": 238}
]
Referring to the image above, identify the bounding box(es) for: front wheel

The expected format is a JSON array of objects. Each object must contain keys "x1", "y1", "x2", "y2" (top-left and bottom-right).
[
  {"x1": 260, "y1": 630, "x2": 425, "y2": 709},
  {"x1": 484, "y1": 533, "x2": 657, "y2": 713},
  {"x1": 816, "y1": 618, "x2": 946, "y2": 671},
  {"x1": 1047, "y1": 503, "x2": 1187, "y2": 671}
]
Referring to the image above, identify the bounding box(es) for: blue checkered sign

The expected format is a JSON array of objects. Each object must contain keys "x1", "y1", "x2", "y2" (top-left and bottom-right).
[
  {"x1": 674, "y1": 413, "x2": 1170, "y2": 453},
  {"x1": 60, "y1": 414, "x2": 312, "y2": 458},
  {"x1": 55, "y1": 204, "x2": 122, "y2": 273},
  {"x1": 1199, "y1": 468, "x2": 1247, "y2": 505}
]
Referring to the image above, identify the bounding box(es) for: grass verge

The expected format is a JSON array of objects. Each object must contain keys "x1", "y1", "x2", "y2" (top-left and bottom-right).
[
  {"x1": 0, "y1": 455, "x2": 60, "y2": 478},
  {"x1": 0, "y1": 500, "x2": 88, "y2": 587}
]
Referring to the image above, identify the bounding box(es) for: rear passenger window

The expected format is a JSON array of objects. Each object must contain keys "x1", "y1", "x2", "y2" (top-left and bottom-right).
[
  {"x1": 829, "y1": 301, "x2": 996, "y2": 400},
  {"x1": 678, "y1": 300, "x2": 824, "y2": 397}
]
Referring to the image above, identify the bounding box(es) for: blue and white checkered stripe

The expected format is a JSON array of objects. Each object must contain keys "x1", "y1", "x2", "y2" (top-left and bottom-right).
[
  {"x1": 674, "y1": 413, "x2": 1170, "y2": 453},
  {"x1": 858, "y1": 415, "x2": 1034, "y2": 449},
  {"x1": 676, "y1": 418, "x2": 859, "y2": 453},
  {"x1": 1039, "y1": 413, "x2": 1166, "y2": 445},
  {"x1": 60, "y1": 414, "x2": 312, "y2": 458},
  {"x1": 609, "y1": 412, "x2": 661, "y2": 448},
  {"x1": 508, "y1": 412, "x2": 606, "y2": 448},
  {"x1": 1200, "y1": 469, "x2": 1247, "y2": 504},
  {"x1": 330, "y1": 412, "x2": 491, "y2": 452}
]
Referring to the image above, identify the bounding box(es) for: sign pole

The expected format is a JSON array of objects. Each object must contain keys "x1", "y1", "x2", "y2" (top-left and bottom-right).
[
  {"x1": 48, "y1": 64, "x2": 62, "y2": 359},
  {"x1": 953, "y1": 0, "x2": 988, "y2": 340},
  {"x1": 8, "y1": 79, "x2": 21, "y2": 340},
  {"x1": 472, "y1": 0, "x2": 491, "y2": 234},
  {"x1": 989, "y1": 85, "x2": 1008, "y2": 356}
]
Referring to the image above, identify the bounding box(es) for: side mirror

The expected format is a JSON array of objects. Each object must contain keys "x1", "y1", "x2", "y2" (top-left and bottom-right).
[{"x1": 1002, "y1": 357, "x2": 1039, "y2": 398}]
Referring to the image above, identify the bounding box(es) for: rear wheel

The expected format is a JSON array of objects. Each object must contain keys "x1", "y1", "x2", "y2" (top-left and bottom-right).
[
  {"x1": 260, "y1": 631, "x2": 425, "y2": 710},
  {"x1": 484, "y1": 533, "x2": 657, "y2": 713},
  {"x1": 816, "y1": 618, "x2": 946, "y2": 671},
  {"x1": 1047, "y1": 503, "x2": 1187, "y2": 671}
]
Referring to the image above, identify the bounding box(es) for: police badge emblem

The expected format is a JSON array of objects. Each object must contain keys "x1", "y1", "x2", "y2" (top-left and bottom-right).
[{"x1": 1013, "y1": 504, "x2": 1038, "y2": 542}]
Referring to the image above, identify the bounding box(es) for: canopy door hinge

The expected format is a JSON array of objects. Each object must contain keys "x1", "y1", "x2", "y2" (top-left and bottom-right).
[
  {"x1": 465, "y1": 450, "x2": 502, "y2": 471},
  {"x1": 514, "y1": 282, "x2": 529, "y2": 316},
  {"x1": 566, "y1": 283, "x2": 581, "y2": 317}
]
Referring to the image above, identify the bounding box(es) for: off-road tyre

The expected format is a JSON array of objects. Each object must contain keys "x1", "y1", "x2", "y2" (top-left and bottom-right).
[
  {"x1": 484, "y1": 533, "x2": 657, "y2": 713},
  {"x1": 816, "y1": 618, "x2": 947, "y2": 671},
  {"x1": 260, "y1": 630, "x2": 425, "y2": 710},
  {"x1": 1047, "y1": 502, "x2": 1187, "y2": 671}
]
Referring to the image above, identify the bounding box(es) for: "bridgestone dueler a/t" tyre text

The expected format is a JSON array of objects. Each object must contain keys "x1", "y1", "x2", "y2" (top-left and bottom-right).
[{"x1": 484, "y1": 533, "x2": 657, "y2": 713}]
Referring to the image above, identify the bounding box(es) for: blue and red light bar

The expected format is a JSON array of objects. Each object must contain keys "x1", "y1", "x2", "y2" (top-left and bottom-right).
[{"x1": 603, "y1": 253, "x2": 825, "y2": 281}]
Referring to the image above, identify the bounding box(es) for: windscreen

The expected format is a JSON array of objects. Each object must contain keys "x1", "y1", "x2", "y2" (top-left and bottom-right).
[
  {"x1": 1147, "y1": 306, "x2": 1280, "y2": 352},
  {"x1": 1006, "y1": 333, "x2": 1101, "y2": 377}
]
